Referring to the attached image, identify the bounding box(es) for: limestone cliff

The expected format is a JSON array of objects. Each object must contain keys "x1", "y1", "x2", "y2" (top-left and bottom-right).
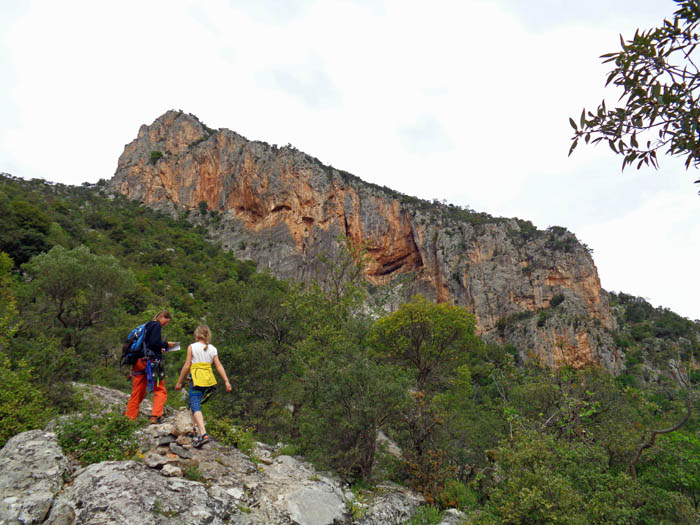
[{"x1": 109, "y1": 110, "x2": 619, "y2": 371}]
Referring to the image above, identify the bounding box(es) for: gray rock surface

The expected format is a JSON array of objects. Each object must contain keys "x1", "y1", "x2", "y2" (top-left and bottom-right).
[
  {"x1": 0, "y1": 430, "x2": 70, "y2": 525},
  {"x1": 169, "y1": 442, "x2": 193, "y2": 459},
  {"x1": 354, "y1": 482, "x2": 425, "y2": 524},
  {"x1": 0, "y1": 385, "x2": 428, "y2": 525},
  {"x1": 45, "y1": 461, "x2": 240, "y2": 525},
  {"x1": 439, "y1": 508, "x2": 468, "y2": 524},
  {"x1": 286, "y1": 486, "x2": 347, "y2": 525}
]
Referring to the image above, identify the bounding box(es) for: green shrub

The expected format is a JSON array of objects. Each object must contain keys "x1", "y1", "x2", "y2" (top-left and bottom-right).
[
  {"x1": 10, "y1": 335, "x2": 78, "y2": 413},
  {"x1": 438, "y1": 479, "x2": 478, "y2": 511},
  {"x1": 275, "y1": 443, "x2": 299, "y2": 457},
  {"x1": 549, "y1": 293, "x2": 565, "y2": 307},
  {"x1": 372, "y1": 446, "x2": 406, "y2": 483},
  {"x1": 0, "y1": 355, "x2": 53, "y2": 447},
  {"x1": 89, "y1": 365, "x2": 132, "y2": 392},
  {"x1": 207, "y1": 417, "x2": 256, "y2": 455},
  {"x1": 408, "y1": 505, "x2": 443, "y2": 525},
  {"x1": 630, "y1": 322, "x2": 653, "y2": 341},
  {"x1": 55, "y1": 410, "x2": 142, "y2": 465},
  {"x1": 183, "y1": 462, "x2": 206, "y2": 482},
  {"x1": 614, "y1": 373, "x2": 637, "y2": 388},
  {"x1": 149, "y1": 151, "x2": 163, "y2": 165}
]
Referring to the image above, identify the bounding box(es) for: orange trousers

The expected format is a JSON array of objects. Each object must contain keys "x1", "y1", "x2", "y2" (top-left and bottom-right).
[{"x1": 124, "y1": 358, "x2": 167, "y2": 420}]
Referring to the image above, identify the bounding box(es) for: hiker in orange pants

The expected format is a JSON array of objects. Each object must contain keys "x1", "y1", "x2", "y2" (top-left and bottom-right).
[
  {"x1": 124, "y1": 356, "x2": 167, "y2": 420},
  {"x1": 124, "y1": 310, "x2": 175, "y2": 422}
]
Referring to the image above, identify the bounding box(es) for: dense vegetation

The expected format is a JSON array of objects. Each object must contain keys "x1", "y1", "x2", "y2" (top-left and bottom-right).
[{"x1": 1, "y1": 173, "x2": 699, "y2": 523}]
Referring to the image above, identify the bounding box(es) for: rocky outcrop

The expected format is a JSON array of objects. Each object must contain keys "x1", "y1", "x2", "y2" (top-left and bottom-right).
[
  {"x1": 0, "y1": 384, "x2": 424, "y2": 525},
  {"x1": 0, "y1": 430, "x2": 70, "y2": 524},
  {"x1": 353, "y1": 484, "x2": 424, "y2": 524},
  {"x1": 109, "y1": 110, "x2": 619, "y2": 371},
  {"x1": 46, "y1": 460, "x2": 239, "y2": 525}
]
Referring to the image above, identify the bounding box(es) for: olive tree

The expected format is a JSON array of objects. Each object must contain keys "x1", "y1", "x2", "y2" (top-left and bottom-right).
[{"x1": 22, "y1": 245, "x2": 134, "y2": 350}]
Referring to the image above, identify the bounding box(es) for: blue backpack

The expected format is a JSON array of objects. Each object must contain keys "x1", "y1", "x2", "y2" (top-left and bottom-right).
[{"x1": 120, "y1": 323, "x2": 149, "y2": 367}]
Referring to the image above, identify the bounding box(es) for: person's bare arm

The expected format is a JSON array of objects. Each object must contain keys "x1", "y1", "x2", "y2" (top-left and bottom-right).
[
  {"x1": 213, "y1": 355, "x2": 232, "y2": 392},
  {"x1": 175, "y1": 346, "x2": 193, "y2": 390}
]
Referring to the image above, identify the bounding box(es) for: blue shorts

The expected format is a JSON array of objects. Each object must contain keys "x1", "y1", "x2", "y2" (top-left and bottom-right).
[{"x1": 188, "y1": 385, "x2": 215, "y2": 413}]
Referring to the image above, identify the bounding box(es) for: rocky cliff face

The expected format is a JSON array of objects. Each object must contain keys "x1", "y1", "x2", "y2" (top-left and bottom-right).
[{"x1": 109, "y1": 110, "x2": 619, "y2": 371}]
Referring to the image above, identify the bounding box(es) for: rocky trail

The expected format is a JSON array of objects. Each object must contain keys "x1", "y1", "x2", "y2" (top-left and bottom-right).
[{"x1": 0, "y1": 384, "x2": 470, "y2": 525}]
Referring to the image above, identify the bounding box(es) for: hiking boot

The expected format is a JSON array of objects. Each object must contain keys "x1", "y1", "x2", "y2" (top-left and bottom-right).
[
  {"x1": 193, "y1": 434, "x2": 211, "y2": 448},
  {"x1": 149, "y1": 416, "x2": 162, "y2": 424}
]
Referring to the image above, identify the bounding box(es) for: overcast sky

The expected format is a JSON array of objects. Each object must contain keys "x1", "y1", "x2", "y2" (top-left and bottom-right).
[{"x1": 1, "y1": 0, "x2": 698, "y2": 320}]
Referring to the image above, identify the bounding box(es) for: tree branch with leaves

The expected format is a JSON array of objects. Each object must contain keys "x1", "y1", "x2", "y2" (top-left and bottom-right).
[
  {"x1": 628, "y1": 358, "x2": 695, "y2": 479},
  {"x1": 570, "y1": 0, "x2": 700, "y2": 191}
]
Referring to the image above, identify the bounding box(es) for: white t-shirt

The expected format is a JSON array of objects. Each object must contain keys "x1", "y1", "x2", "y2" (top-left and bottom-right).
[{"x1": 190, "y1": 341, "x2": 218, "y2": 364}]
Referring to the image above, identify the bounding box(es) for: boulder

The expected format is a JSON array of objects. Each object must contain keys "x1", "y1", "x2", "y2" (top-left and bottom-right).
[
  {"x1": 45, "y1": 461, "x2": 241, "y2": 524},
  {"x1": 161, "y1": 464, "x2": 183, "y2": 478},
  {"x1": 285, "y1": 485, "x2": 347, "y2": 525},
  {"x1": 439, "y1": 508, "x2": 468, "y2": 524},
  {"x1": 0, "y1": 430, "x2": 70, "y2": 525},
  {"x1": 172, "y1": 409, "x2": 194, "y2": 436},
  {"x1": 169, "y1": 442, "x2": 193, "y2": 459},
  {"x1": 355, "y1": 482, "x2": 425, "y2": 525}
]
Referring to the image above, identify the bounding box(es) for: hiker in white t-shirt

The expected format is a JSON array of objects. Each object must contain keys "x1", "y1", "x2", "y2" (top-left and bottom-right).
[{"x1": 175, "y1": 325, "x2": 232, "y2": 448}]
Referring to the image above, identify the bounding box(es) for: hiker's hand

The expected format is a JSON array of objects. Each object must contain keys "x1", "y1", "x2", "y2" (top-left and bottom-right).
[
  {"x1": 225, "y1": 381, "x2": 232, "y2": 392},
  {"x1": 175, "y1": 382, "x2": 182, "y2": 391}
]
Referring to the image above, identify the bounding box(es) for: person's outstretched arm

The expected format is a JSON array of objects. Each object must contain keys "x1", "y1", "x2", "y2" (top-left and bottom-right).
[
  {"x1": 175, "y1": 346, "x2": 193, "y2": 390},
  {"x1": 213, "y1": 355, "x2": 232, "y2": 392}
]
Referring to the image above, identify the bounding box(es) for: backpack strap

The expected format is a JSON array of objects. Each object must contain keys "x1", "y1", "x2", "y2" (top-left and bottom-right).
[{"x1": 146, "y1": 360, "x2": 154, "y2": 393}]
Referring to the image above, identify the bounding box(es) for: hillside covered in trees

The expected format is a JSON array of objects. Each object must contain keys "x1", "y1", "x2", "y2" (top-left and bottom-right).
[{"x1": 1, "y1": 173, "x2": 700, "y2": 523}]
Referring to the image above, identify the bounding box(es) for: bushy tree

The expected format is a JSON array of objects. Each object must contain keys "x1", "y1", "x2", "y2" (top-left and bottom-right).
[
  {"x1": 370, "y1": 295, "x2": 477, "y2": 393},
  {"x1": 0, "y1": 198, "x2": 50, "y2": 265},
  {"x1": 638, "y1": 432, "x2": 700, "y2": 512},
  {"x1": 0, "y1": 256, "x2": 52, "y2": 446},
  {"x1": 481, "y1": 430, "x2": 696, "y2": 524},
  {"x1": 0, "y1": 252, "x2": 18, "y2": 353},
  {"x1": 370, "y1": 295, "x2": 477, "y2": 498},
  {"x1": 0, "y1": 354, "x2": 53, "y2": 447},
  {"x1": 21, "y1": 245, "x2": 134, "y2": 350},
  {"x1": 298, "y1": 331, "x2": 409, "y2": 480},
  {"x1": 207, "y1": 273, "x2": 306, "y2": 435}
]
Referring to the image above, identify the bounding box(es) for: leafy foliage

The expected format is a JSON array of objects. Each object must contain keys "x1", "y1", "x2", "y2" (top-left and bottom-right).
[
  {"x1": 149, "y1": 151, "x2": 163, "y2": 165},
  {"x1": 0, "y1": 354, "x2": 53, "y2": 447},
  {"x1": 407, "y1": 505, "x2": 443, "y2": 525},
  {"x1": 370, "y1": 296, "x2": 478, "y2": 499},
  {"x1": 22, "y1": 245, "x2": 134, "y2": 348},
  {"x1": 0, "y1": 255, "x2": 53, "y2": 446},
  {"x1": 0, "y1": 197, "x2": 50, "y2": 265},
  {"x1": 481, "y1": 429, "x2": 695, "y2": 524},
  {"x1": 1, "y1": 174, "x2": 700, "y2": 522},
  {"x1": 570, "y1": 0, "x2": 700, "y2": 186},
  {"x1": 55, "y1": 410, "x2": 142, "y2": 465},
  {"x1": 370, "y1": 295, "x2": 477, "y2": 392},
  {"x1": 298, "y1": 334, "x2": 409, "y2": 480},
  {"x1": 206, "y1": 417, "x2": 256, "y2": 455}
]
